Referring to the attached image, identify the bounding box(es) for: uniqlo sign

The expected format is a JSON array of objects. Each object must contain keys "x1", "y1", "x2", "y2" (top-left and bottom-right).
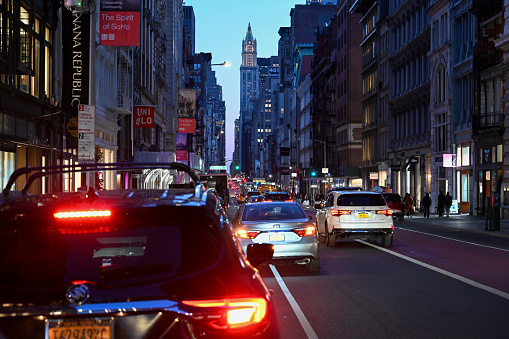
[
  {"x1": 133, "y1": 106, "x2": 154, "y2": 128},
  {"x1": 178, "y1": 118, "x2": 195, "y2": 133}
]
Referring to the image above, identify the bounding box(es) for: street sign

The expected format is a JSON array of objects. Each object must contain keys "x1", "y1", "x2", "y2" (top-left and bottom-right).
[
  {"x1": 210, "y1": 166, "x2": 227, "y2": 170},
  {"x1": 78, "y1": 133, "x2": 95, "y2": 160},
  {"x1": 322, "y1": 167, "x2": 328, "y2": 174},
  {"x1": 78, "y1": 104, "x2": 95, "y2": 133},
  {"x1": 268, "y1": 66, "x2": 280, "y2": 78}
]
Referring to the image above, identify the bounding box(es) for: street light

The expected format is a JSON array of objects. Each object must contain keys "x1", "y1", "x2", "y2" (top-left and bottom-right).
[{"x1": 174, "y1": 61, "x2": 230, "y2": 166}]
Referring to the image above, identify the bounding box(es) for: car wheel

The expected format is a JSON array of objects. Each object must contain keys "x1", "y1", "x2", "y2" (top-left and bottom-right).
[
  {"x1": 307, "y1": 259, "x2": 320, "y2": 273},
  {"x1": 325, "y1": 224, "x2": 336, "y2": 247},
  {"x1": 381, "y1": 234, "x2": 393, "y2": 247}
]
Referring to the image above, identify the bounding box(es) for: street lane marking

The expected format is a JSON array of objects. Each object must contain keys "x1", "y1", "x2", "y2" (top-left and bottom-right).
[
  {"x1": 357, "y1": 240, "x2": 509, "y2": 300},
  {"x1": 396, "y1": 227, "x2": 509, "y2": 252},
  {"x1": 269, "y1": 264, "x2": 318, "y2": 339}
]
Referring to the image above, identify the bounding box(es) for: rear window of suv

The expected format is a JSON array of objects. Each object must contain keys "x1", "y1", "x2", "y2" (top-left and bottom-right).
[
  {"x1": 337, "y1": 194, "x2": 387, "y2": 207},
  {"x1": 263, "y1": 193, "x2": 291, "y2": 201},
  {"x1": 0, "y1": 206, "x2": 223, "y2": 289},
  {"x1": 382, "y1": 194, "x2": 402, "y2": 203}
]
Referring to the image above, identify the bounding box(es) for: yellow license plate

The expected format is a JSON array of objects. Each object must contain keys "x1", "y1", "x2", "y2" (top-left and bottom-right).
[
  {"x1": 358, "y1": 213, "x2": 369, "y2": 218},
  {"x1": 47, "y1": 318, "x2": 112, "y2": 339},
  {"x1": 269, "y1": 233, "x2": 285, "y2": 241}
]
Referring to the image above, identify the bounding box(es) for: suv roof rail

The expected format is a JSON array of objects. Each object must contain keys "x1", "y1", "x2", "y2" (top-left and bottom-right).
[{"x1": 2, "y1": 162, "x2": 199, "y2": 197}]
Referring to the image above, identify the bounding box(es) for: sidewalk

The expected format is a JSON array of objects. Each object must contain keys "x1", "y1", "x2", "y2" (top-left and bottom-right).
[
  {"x1": 400, "y1": 212, "x2": 509, "y2": 239},
  {"x1": 301, "y1": 205, "x2": 509, "y2": 239}
]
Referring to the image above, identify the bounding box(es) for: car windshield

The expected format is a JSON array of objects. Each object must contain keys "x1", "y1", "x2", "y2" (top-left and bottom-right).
[
  {"x1": 0, "y1": 206, "x2": 223, "y2": 288},
  {"x1": 337, "y1": 194, "x2": 387, "y2": 207},
  {"x1": 242, "y1": 203, "x2": 306, "y2": 221}
]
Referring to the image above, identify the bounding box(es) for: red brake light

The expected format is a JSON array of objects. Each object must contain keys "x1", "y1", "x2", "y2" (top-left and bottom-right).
[
  {"x1": 284, "y1": 199, "x2": 294, "y2": 202},
  {"x1": 54, "y1": 210, "x2": 112, "y2": 234},
  {"x1": 235, "y1": 228, "x2": 261, "y2": 239},
  {"x1": 376, "y1": 209, "x2": 393, "y2": 216},
  {"x1": 181, "y1": 298, "x2": 268, "y2": 329},
  {"x1": 293, "y1": 226, "x2": 317, "y2": 237},
  {"x1": 331, "y1": 209, "x2": 350, "y2": 216},
  {"x1": 54, "y1": 210, "x2": 112, "y2": 218}
]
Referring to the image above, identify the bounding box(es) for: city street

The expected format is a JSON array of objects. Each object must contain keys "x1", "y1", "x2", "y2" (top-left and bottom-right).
[{"x1": 228, "y1": 204, "x2": 509, "y2": 339}]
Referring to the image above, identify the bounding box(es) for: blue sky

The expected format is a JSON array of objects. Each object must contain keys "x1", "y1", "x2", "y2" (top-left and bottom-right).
[{"x1": 186, "y1": 0, "x2": 305, "y2": 166}]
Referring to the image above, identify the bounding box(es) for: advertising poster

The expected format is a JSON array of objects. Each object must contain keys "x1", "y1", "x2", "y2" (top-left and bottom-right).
[
  {"x1": 178, "y1": 89, "x2": 196, "y2": 119},
  {"x1": 178, "y1": 118, "x2": 195, "y2": 133},
  {"x1": 176, "y1": 150, "x2": 188, "y2": 162},
  {"x1": 100, "y1": 0, "x2": 141, "y2": 46}
]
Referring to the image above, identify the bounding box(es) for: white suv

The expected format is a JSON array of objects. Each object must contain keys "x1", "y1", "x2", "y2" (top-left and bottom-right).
[{"x1": 315, "y1": 191, "x2": 394, "y2": 247}]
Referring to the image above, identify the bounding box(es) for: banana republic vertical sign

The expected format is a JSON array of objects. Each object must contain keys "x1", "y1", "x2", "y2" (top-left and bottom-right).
[{"x1": 62, "y1": 10, "x2": 90, "y2": 150}]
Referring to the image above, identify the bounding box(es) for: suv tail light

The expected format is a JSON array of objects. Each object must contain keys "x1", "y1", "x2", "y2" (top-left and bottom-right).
[
  {"x1": 292, "y1": 226, "x2": 316, "y2": 237},
  {"x1": 235, "y1": 228, "x2": 261, "y2": 239},
  {"x1": 54, "y1": 210, "x2": 112, "y2": 218},
  {"x1": 182, "y1": 297, "x2": 268, "y2": 329},
  {"x1": 376, "y1": 209, "x2": 393, "y2": 216},
  {"x1": 331, "y1": 209, "x2": 351, "y2": 216}
]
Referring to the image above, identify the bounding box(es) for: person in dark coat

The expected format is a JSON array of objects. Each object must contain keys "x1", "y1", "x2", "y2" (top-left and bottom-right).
[
  {"x1": 437, "y1": 190, "x2": 445, "y2": 217},
  {"x1": 422, "y1": 192, "x2": 432, "y2": 218},
  {"x1": 444, "y1": 191, "x2": 453, "y2": 217}
]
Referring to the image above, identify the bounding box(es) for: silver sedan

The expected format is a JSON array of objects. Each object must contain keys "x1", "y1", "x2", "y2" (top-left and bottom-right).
[{"x1": 232, "y1": 202, "x2": 319, "y2": 272}]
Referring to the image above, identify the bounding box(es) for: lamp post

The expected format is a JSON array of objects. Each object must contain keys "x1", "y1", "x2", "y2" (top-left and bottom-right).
[{"x1": 174, "y1": 62, "x2": 230, "y2": 168}]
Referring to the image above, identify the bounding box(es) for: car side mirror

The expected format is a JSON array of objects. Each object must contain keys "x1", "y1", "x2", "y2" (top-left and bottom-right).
[{"x1": 246, "y1": 243, "x2": 274, "y2": 267}]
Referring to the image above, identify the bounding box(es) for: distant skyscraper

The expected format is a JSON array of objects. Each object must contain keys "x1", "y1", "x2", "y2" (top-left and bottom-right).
[
  {"x1": 240, "y1": 23, "x2": 259, "y2": 114},
  {"x1": 239, "y1": 23, "x2": 259, "y2": 177}
]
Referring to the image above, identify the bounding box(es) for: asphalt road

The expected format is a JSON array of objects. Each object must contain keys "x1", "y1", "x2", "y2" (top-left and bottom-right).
[{"x1": 228, "y1": 203, "x2": 509, "y2": 339}]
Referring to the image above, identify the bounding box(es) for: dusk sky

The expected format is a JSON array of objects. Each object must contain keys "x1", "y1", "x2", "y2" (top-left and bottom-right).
[{"x1": 187, "y1": 0, "x2": 305, "y2": 168}]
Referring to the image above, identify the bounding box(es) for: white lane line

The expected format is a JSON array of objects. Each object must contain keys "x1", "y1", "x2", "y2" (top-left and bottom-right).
[
  {"x1": 357, "y1": 240, "x2": 509, "y2": 300},
  {"x1": 397, "y1": 227, "x2": 509, "y2": 252},
  {"x1": 269, "y1": 264, "x2": 319, "y2": 339}
]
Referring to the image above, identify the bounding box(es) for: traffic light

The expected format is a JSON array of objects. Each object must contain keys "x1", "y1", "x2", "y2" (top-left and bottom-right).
[
  {"x1": 311, "y1": 170, "x2": 317, "y2": 177},
  {"x1": 235, "y1": 163, "x2": 240, "y2": 170}
]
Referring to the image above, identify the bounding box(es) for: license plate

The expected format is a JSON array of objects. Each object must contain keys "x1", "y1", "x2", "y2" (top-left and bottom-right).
[
  {"x1": 358, "y1": 213, "x2": 369, "y2": 218},
  {"x1": 269, "y1": 233, "x2": 285, "y2": 241},
  {"x1": 47, "y1": 318, "x2": 112, "y2": 339}
]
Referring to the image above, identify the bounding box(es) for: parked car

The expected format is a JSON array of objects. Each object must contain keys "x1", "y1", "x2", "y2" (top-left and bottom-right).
[
  {"x1": 262, "y1": 192, "x2": 294, "y2": 202},
  {"x1": 315, "y1": 191, "x2": 394, "y2": 247},
  {"x1": 232, "y1": 202, "x2": 320, "y2": 273},
  {"x1": 381, "y1": 192, "x2": 405, "y2": 221},
  {"x1": 0, "y1": 162, "x2": 279, "y2": 338}
]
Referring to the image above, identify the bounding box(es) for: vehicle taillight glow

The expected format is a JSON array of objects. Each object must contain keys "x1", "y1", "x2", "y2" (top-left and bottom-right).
[
  {"x1": 376, "y1": 209, "x2": 393, "y2": 216},
  {"x1": 235, "y1": 228, "x2": 261, "y2": 239},
  {"x1": 182, "y1": 298, "x2": 268, "y2": 329},
  {"x1": 293, "y1": 225, "x2": 317, "y2": 237},
  {"x1": 54, "y1": 210, "x2": 111, "y2": 218},
  {"x1": 331, "y1": 209, "x2": 351, "y2": 216},
  {"x1": 284, "y1": 199, "x2": 294, "y2": 202}
]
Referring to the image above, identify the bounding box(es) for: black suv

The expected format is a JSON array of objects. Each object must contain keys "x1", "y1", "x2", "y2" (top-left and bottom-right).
[
  {"x1": 0, "y1": 162, "x2": 279, "y2": 338},
  {"x1": 262, "y1": 192, "x2": 294, "y2": 202}
]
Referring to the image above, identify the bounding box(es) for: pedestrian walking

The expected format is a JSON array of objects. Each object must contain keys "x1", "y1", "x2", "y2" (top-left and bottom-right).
[
  {"x1": 404, "y1": 193, "x2": 414, "y2": 218},
  {"x1": 437, "y1": 190, "x2": 445, "y2": 217},
  {"x1": 422, "y1": 192, "x2": 432, "y2": 218},
  {"x1": 444, "y1": 191, "x2": 452, "y2": 217}
]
